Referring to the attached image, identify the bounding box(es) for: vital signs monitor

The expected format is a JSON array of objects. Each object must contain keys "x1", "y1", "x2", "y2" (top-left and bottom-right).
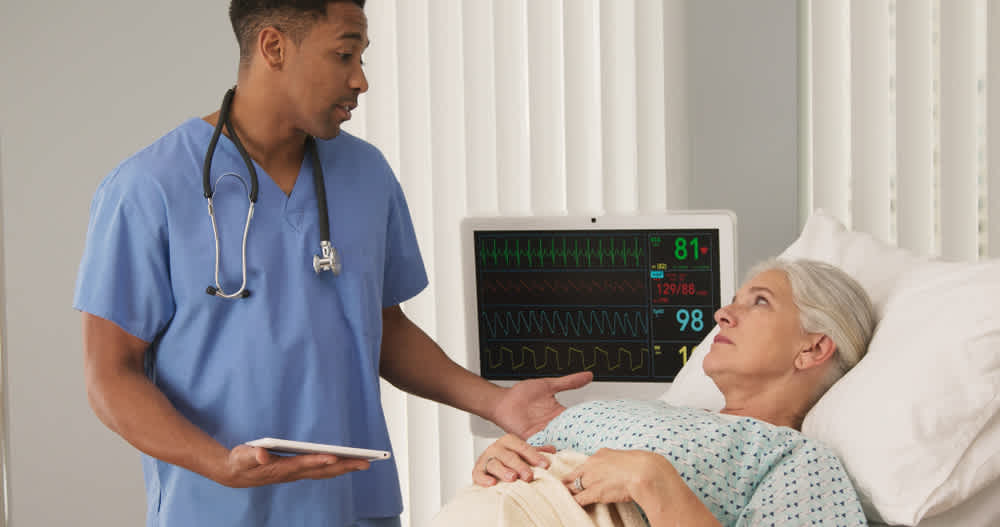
[{"x1": 462, "y1": 212, "x2": 737, "y2": 436}]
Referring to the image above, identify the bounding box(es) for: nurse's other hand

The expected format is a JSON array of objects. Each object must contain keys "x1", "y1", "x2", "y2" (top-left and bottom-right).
[
  {"x1": 219, "y1": 444, "x2": 371, "y2": 488},
  {"x1": 473, "y1": 433, "x2": 556, "y2": 487},
  {"x1": 492, "y1": 371, "x2": 593, "y2": 439}
]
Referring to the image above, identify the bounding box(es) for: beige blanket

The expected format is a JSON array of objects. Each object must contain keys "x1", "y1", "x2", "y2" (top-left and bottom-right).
[{"x1": 431, "y1": 451, "x2": 647, "y2": 527}]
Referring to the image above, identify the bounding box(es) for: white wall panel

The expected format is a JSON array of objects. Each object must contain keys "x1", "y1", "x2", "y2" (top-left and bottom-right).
[{"x1": 896, "y1": 0, "x2": 938, "y2": 256}]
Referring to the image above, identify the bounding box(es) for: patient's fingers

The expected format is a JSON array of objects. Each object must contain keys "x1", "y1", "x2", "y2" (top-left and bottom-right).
[{"x1": 472, "y1": 434, "x2": 556, "y2": 487}]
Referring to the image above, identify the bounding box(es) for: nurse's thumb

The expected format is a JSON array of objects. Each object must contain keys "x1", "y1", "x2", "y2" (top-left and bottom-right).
[{"x1": 549, "y1": 371, "x2": 593, "y2": 392}]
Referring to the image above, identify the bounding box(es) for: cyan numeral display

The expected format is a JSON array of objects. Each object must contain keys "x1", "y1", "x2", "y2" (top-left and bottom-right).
[{"x1": 675, "y1": 308, "x2": 704, "y2": 332}]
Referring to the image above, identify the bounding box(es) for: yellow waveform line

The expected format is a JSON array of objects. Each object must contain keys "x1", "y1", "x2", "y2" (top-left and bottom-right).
[{"x1": 489, "y1": 345, "x2": 648, "y2": 372}]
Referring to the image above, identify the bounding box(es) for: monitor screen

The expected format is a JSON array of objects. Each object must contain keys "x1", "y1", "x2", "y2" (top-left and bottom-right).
[
  {"x1": 461, "y1": 213, "x2": 736, "y2": 436},
  {"x1": 473, "y1": 229, "x2": 721, "y2": 383}
]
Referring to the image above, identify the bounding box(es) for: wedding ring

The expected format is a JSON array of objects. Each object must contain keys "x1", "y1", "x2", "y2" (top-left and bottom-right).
[
  {"x1": 573, "y1": 475, "x2": 585, "y2": 492},
  {"x1": 484, "y1": 456, "x2": 496, "y2": 472}
]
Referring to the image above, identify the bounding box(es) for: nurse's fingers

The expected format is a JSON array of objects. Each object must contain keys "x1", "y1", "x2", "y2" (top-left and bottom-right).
[
  {"x1": 225, "y1": 446, "x2": 368, "y2": 487},
  {"x1": 294, "y1": 457, "x2": 372, "y2": 481}
]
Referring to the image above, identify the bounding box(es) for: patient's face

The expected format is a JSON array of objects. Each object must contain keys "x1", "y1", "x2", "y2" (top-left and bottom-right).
[{"x1": 703, "y1": 269, "x2": 811, "y2": 391}]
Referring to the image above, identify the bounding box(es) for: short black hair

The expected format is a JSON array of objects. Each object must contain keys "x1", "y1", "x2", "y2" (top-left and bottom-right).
[{"x1": 229, "y1": 0, "x2": 366, "y2": 63}]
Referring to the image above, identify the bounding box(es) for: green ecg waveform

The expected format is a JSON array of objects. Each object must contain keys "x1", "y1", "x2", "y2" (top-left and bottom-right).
[{"x1": 479, "y1": 237, "x2": 643, "y2": 268}]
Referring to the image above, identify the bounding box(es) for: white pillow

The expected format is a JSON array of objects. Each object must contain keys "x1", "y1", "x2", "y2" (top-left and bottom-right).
[{"x1": 661, "y1": 209, "x2": 1000, "y2": 525}]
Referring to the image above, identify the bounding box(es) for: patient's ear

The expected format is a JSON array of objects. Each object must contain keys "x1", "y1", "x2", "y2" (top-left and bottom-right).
[{"x1": 795, "y1": 334, "x2": 837, "y2": 371}]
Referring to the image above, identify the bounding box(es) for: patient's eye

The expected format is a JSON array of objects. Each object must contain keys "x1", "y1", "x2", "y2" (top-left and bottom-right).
[{"x1": 754, "y1": 295, "x2": 769, "y2": 306}]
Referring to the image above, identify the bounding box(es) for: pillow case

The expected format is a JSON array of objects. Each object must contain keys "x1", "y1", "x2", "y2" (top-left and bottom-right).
[{"x1": 661, "y1": 209, "x2": 1000, "y2": 525}]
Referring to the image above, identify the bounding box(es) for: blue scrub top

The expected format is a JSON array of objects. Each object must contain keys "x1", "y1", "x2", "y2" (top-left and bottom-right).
[{"x1": 74, "y1": 118, "x2": 428, "y2": 527}]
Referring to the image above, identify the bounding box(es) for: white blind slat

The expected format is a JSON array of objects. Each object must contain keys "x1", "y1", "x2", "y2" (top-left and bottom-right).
[
  {"x1": 810, "y1": 0, "x2": 853, "y2": 225},
  {"x1": 395, "y1": 1, "x2": 441, "y2": 524},
  {"x1": 636, "y1": 0, "x2": 668, "y2": 214},
  {"x1": 939, "y1": 0, "x2": 985, "y2": 261},
  {"x1": 850, "y1": 0, "x2": 893, "y2": 241},
  {"x1": 600, "y1": 0, "x2": 639, "y2": 214},
  {"x1": 427, "y1": 0, "x2": 474, "y2": 507},
  {"x1": 527, "y1": 0, "x2": 567, "y2": 215},
  {"x1": 563, "y1": 0, "x2": 603, "y2": 215},
  {"x1": 462, "y1": 0, "x2": 499, "y2": 215},
  {"x1": 494, "y1": 0, "x2": 532, "y2": 216},
  {"x1": 990, "y1": 0, "x2": 1000, "y2": 257},
  {"x1": 895, "y1": 0, "x2": 938, "y2": 256}
]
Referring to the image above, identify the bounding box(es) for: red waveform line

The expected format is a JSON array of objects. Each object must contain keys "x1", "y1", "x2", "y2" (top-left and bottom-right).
[{"x1": 484, "y1": 278, "x2": 645, "y2": 295}]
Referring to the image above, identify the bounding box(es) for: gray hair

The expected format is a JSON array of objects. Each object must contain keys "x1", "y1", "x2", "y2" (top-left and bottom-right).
[{"x1": 746, "y1": 258, "x2": 876, "y2": 402}]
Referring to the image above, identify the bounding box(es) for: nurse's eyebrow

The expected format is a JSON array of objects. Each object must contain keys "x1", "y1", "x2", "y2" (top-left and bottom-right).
[{"x1": 338, "y1": 31, "x2": 369, "y2": 46}]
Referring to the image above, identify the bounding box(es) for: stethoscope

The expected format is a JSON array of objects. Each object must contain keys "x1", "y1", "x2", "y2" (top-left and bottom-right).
[{"x1": 202, "y1": 87, "x2": 341, "y2": 299}]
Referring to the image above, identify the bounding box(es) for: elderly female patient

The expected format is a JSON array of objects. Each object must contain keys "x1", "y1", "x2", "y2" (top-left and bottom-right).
[{"x1": 433, "y1": 259, "x2": 877, "y2": 527}]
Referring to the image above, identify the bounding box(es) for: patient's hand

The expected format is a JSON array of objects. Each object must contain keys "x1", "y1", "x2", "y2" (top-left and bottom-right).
[
  {"x1": 473, "y1": 433, "x2": 556, "y2": 487},
  {"x1": 563, "y1": 449, "x2": 671, "y2": 505}
]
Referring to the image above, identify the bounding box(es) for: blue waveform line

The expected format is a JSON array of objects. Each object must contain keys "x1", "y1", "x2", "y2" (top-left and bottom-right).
[{"x1": 480, "y1": 310, "x2": 648, "y2": 338}]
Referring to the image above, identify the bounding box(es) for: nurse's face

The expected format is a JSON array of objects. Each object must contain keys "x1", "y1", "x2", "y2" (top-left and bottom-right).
[
  {"x1": 702, "y1": 269, "x2": 813, "y2": 391},
  {"x1": 282, "y1": 2, "x2": 369, "y2": 140}
]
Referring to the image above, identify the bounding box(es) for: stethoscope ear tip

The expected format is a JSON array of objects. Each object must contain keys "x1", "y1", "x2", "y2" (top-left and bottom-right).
[{"x1": 205, "y1": 286, "x2": 252, "y2": 299}]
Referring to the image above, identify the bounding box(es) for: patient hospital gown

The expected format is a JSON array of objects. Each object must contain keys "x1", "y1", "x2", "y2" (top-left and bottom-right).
[{"x1": 527, "y1": 400, "x2": 867, "y2": 527}]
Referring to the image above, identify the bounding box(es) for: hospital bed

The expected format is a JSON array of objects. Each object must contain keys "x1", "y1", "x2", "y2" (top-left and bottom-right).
[
  {"x1": 462, "y1": 210, "x2": 1000, "y2": 526},
  {"x1": 662, "y1": 210, "x2": 1000, "y2": 527}
]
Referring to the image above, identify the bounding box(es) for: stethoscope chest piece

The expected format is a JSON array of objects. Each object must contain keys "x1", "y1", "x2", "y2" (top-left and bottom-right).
[{"x1": 314, "y1": 240, "x2": 342, "y2": 274}]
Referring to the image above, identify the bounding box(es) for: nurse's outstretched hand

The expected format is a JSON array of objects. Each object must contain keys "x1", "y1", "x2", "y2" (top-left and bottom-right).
[
  {"x1": 491, "y1": 371, "x2": 593, "y2": 439},
  {"x1": 219, "y1": 444, "x2": 371, "y2": 488}
]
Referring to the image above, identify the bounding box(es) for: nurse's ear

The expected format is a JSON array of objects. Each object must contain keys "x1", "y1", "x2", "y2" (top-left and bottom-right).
[{"x1": 256, "y1": 26, "x2": 287, "y2": 71}]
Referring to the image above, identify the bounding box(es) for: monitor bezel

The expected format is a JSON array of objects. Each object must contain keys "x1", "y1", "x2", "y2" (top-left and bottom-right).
[{"x1": 460, "y1": 212, "x2": 738, "y2": 437}]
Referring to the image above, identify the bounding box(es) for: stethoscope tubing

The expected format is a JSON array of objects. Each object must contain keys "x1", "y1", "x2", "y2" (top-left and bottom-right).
[{"x1": 202, "y1": 87, "x2": 337, "y2": 299}]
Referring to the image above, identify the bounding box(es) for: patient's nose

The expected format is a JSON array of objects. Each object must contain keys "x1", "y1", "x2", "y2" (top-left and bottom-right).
[{"x1": 715, "y1": 305, "x2": 735, "y2": 327}]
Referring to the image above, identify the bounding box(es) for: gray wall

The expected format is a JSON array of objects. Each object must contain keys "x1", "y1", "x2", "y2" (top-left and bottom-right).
[
  {"x1": 0, "y1": 1, "x2": 798, "y2": 525},
  {"x1": 0, "y1": 2, "x2": 234, "y2": 524},
  {"x1": 686, "y1": 0, "x2": 800, "y2": 278}
]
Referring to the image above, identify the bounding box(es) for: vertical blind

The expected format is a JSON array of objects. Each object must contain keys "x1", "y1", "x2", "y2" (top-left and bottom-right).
[
  {"x1": 802, "y1": 0, "x2": 996, "y2": 261},
  {"x1": 341, "y1": 1, "x2": 688, "y2": 525}
]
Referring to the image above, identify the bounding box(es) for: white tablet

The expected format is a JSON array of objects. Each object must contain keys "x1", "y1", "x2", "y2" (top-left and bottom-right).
[
  {"x1": 461, "y1": 212, "x2": 737, "y2": 436},
  {"x1": 245, "y1": 438, "x2": 391, "y2": 461}
]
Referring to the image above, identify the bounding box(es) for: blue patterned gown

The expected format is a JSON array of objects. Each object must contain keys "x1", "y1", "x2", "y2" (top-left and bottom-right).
[{"x1": 527, "y1": 400, "x2": 867, "y2": 527}]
